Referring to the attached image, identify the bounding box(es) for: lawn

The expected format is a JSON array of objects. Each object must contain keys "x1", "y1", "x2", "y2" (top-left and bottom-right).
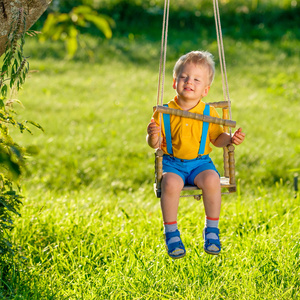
[{"x1": 1, "y1": 7, "x2": 300, "y2": 298}]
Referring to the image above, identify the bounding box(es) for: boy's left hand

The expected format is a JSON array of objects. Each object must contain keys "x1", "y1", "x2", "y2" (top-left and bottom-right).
[{"x1": 231, "y1": 128, "x2": 245, "y2": 145}]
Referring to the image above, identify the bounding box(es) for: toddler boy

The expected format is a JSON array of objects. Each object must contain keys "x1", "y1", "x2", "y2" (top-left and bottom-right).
[{"x1": 147, "y1": 50, "x2": 245, "y2": 258}]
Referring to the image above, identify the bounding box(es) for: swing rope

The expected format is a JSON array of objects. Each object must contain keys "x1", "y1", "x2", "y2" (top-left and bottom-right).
[
  {"x1": 156, "y1": 0, "x2": 233, "y2": 144},
  {"x1": 213, "y1": 0, "x2": 232, "y2": 134},
  {"x1": 156, "y1": 0, "x2": 170, "y2": 149}
]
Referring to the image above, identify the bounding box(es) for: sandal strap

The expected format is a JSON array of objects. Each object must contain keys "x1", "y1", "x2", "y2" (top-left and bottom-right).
[
  {"x1": 165, "y1": 229, "x2": 180, "y2": 240},
  {"x1": 204, "y1": 227, "x2": 220, "y2": 235},
  {"x1": 167, "y1": 240, "x2": 184, "y2": 252},
  {"x1": 206, "y1": 238, "x2": 221, "y2": 246}
]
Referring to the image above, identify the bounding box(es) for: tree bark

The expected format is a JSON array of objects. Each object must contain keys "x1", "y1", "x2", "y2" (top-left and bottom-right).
[{"x1": 0, "y1": 0, "x2": 52, "y2": 57}]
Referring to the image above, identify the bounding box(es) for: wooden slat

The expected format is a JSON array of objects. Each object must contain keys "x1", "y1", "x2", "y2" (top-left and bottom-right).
[
  {"x1": 154, "y1": 176, "x2": 236, "y2": 199},
  {"x1": 155, "y1": 149, "x2": 164, "y2": 190},
  {"x1": 227, "y1": 144, "x2": 236, "y2": 192},
  {"x1": 182, "y1": 177, "x2": 235, "y2": 190},
  {"x1": 207, "y1": 101, "x2": 230, "y2": 108},
  {"x1": 155, "y1": 105, "x2": 236, "y2": 128},
  {"x1": 222, "y1": 108, "x2": 230, "y2": 178}
]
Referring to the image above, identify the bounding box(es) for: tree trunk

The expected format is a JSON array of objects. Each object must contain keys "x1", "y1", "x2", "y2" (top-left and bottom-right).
[{"x1": 0, "y1": 0, "x2": 52, "y2": 57}]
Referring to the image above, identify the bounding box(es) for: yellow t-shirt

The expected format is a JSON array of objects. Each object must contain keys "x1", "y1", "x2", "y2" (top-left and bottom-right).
[{"x1": 153, "y1": 97, "x2": 224, "y2": 159}]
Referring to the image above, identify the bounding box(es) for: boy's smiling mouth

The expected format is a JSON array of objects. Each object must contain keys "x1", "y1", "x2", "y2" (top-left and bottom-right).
[{"x1": 184, "y1": 87, "x2": 193, "y2": 91}]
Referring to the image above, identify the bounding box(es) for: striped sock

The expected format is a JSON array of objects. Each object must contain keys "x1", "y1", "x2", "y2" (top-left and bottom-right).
[
  {"x1": 164, "y1": 221, "x2": 180, "y2": 245},
  {"x1": 205, "y1": 216, "x2": 219, "y2": 239}
]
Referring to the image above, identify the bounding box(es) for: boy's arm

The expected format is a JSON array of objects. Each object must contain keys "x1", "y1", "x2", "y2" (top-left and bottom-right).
[
  {"x1": 146, "y1": 118, "x2": 161, "y2": 149},
  {"x1": 211, "y1": 128, "x2": 245, "y2": 148}
]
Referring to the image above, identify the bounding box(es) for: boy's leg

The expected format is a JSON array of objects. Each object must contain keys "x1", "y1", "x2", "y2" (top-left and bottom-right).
[
  {"x1": 161, "y1": 172, "x2": 185, "y2": 258},
  {"x1": 194, "y1": 170, "x2": 222, "y2": 254},
  {"x1": 194, "y1": 169, "x2": 221, "y2": 218},
  {"x1": 161, "y1": 172, "x2": 184, "y2": 222}
]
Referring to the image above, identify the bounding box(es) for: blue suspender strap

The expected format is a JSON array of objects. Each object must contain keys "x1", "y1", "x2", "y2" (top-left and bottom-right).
[
  {"x1": 198, "y1": 104, "x2": 210, "y2": 155},
  {"x1": 163, "y1": 104, "x2": 173, "y2": 155}
]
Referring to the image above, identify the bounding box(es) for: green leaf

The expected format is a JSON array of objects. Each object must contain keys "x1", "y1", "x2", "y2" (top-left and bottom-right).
[
  {"x1": 1, "y1": 85, "x2": 7, "y2": 98},
  {"x1": 75, "y1": 16, "x2": 87, "y2": 27},
  {"x1": 72, "y1": 5, "x2": 94, "y2": 15},
  {"x1": 66, "y1": 37, "x2": 78, "y2": 58},
  {"x1": 41, "y1": 13, "x2": 69, "y2": 40},
  {"x1": 42, "y1": 13, "x2": 57, "y2": 33},
  {"x1": 51, "y1": 26, "x2": 65, "y2": 41},
  {"x1": 84, "y1": 14, "x2": 112, "y2": 39},
  {"x1": 25, "y1": 145, "x2": 41, "y2": 156},
  {"x1": 7, "y1": 160, "x2": 21, "y2": 179},
  {"x1": 18, "y1": 51, "x2": 22, "y2": 62},
  {"x1": 66, "y1": 27, "x2": 78, "y2": 58},
  {"x1": 1, "y1": 63, "x2": 8, "y2": 75},
  {"x1": 56, "y1": 13, "x2": 71, "y2": 23},
  {"x1": 13, "y1": 59, "x2": 19, "y2": 70},
  {"x1": 68, "y1": 25, "x2": 78, "y2": 38},
  {"x1": 9, "y1": 145, "x2": 22, "y2": 159},
  {"x1": 26, "y1": 120, "x2": 44, "y2": 132},
  {"x1": 0, "y1": 197, "x2": 21, "y2": 216}
]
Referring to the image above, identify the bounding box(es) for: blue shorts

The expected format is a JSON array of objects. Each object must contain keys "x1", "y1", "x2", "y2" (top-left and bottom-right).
[{"x1": 162, "y1": 155, "x2": 220, "y2": 186}]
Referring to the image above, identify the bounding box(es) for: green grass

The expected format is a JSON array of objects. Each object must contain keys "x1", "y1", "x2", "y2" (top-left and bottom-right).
[
  {"x1": 5, "y1": 185, "x2": 300, "y2": 299},
  {"x1": 1, "y1": 19, "x2": 300, "y2": 298}
]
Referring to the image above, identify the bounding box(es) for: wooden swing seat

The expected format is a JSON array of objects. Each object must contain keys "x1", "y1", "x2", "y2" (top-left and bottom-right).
[
  {"x1": 154, "y1": 177, "x2": 235, "y2": 200},
  {"x1": 182, "y1": 177, "x2": 235, "y2": 190},
  {"x1": 154, "y1": 100, "x2": 236, "y2": 199}
]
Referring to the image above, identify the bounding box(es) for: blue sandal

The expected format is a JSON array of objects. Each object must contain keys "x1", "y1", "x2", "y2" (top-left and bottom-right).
[
  {"x1": 164, "y1": 230, "x2": 186, "y2": 259},
  {"x1": 203, "y1": 227, "x2": 221, "y2": 255}
]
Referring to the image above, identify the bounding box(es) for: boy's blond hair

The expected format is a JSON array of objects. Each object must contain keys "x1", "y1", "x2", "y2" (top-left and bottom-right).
[{"x1": 173, "y1": 50, "x2": 215, "y2": 85}]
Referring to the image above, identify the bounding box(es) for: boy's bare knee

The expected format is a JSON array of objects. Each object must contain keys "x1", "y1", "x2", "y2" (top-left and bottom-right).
[
  {"x1": 205, "y1": 174, "x2": 220, "y2": 191},
  {"x1": 195, "y1": 170, "x2": 220, "y2": 190},
  {"x1": 162, "y1": 173, "x2": 184, "y2": 193}
]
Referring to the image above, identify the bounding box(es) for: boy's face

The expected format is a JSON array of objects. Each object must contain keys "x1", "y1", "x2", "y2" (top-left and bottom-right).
[{"x1": 174, "y1": 62, "x2": 210, "y2": 103}]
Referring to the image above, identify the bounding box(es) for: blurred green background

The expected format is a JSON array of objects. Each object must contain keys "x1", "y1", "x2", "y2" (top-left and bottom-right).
[{"x1": 22, "y1": 0, "x2": 299, "y2": 193}]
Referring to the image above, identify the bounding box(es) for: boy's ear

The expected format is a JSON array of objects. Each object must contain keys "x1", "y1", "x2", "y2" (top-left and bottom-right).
[
  {"x1": 202, "y1": 85, "x2": 210, "y2": 97},
  {"x1": 172, "y1": 78, "x2": 176, "y2": 89}
]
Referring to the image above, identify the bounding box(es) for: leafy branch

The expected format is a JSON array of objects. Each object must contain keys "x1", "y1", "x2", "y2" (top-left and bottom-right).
[
  {"x1": 40, "y1": 5, "x2": 115, "y2": 59},
  {"x1": 0, "y1": 8, "x2": 43, "y2": 257}
]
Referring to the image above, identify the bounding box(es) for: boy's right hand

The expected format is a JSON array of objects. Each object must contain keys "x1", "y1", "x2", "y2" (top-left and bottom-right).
[
  {"x1": 146, "y1": 118, "x2": 160, "y2": 148},
  {"x1": 147, "y1": 118, "x2": 160, "y2": 137}
]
